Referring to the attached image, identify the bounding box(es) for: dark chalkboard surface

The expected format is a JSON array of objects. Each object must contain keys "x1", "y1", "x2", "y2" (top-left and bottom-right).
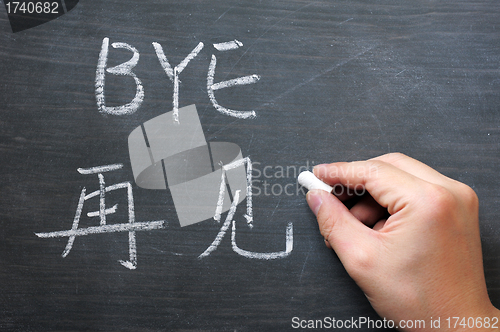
[{"x1": 1, "y1": 0, "x2": 500, "y2": 330}]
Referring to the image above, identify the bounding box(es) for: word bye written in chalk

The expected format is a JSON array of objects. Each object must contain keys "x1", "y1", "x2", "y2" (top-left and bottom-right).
[{"x1": 95, "y1": 37, "x2": 260, "y2": 120}]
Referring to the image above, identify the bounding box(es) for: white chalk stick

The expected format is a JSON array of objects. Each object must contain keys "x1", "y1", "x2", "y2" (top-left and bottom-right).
[{"x1": 298, "y1": 171, "x2": 333, "y2": 193}]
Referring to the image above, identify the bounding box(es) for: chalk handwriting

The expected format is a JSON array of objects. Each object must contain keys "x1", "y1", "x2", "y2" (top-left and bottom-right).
[
  {"x1": 36, "y1": 160, "x2": 293, "y2": 266},
  {"x1": 213, "y1": 39, "x2": 243, "y2": 51},
  {"x1": 35, "y1": 164, "x2": 166, "y2": 270},
  {"x1": 152, "y1": 41, "x2": 204, "y2": 124},
  {"x1": 95, "y1": 38, "x2": 260, "y2": 119},
  {"x1": 207, "y1": 39, "x2": 259, "y2": 118},
  {"x1": 95, "y1": 38, "x2": 145, "y2": 115},
  {"x1": 39, "y1": 37, "x2": 293, "y2": 269},
  {"x1": 199, "y1": 157, "x2": 293, "y2": 259},
  {"x1": 207, "y1": 54, "x2": 259, "y2": 119}
]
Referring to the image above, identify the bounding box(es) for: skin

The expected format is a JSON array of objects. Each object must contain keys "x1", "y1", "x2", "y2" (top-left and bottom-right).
[{"x1": 305, "y1": 153, "x2": 499, "y2": 331}]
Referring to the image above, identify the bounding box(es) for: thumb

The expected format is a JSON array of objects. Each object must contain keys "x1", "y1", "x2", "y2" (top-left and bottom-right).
[{"x1": 307, "y1": 189, "x2": 375, "y2": 268}]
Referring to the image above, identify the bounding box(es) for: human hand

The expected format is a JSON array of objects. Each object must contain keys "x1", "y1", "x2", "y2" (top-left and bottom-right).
[{"x1": 306, "y1": 153, "x2": 499, "y2": 331}]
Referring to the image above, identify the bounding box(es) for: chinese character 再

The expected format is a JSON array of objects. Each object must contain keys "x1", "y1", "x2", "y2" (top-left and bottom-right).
[{"x1": 35, "y1": 164, "x2": 165, "y2": 270}]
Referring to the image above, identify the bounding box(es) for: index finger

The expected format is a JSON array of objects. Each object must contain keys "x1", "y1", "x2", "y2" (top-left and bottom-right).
[{"x1": 370, "y1": 152, "x2": 459, "y2": 188}]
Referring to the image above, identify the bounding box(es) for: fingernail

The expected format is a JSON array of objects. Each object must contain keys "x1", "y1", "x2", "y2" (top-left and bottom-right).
[
  {"x1": 306, "y1": 190, "x2": 323, "y2": 216},
  {"x1": 313, "y1": 164, "x2": 327, "y2": 177},
  {"x1": 313, "y1": 163, "x2": 327, "y2": 169}
]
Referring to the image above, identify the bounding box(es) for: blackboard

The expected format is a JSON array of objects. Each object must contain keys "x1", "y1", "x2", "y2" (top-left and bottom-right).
[{"x1": 1, "y1": 0, "x2": 499, "y2": 330}]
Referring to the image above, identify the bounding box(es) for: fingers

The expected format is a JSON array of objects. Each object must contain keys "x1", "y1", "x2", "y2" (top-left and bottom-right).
[
  {"x1": 372, "y1": 219, "x2": 386, "y2": 231},
  {"x1": 313, "y1": 159, "x2": 427, "y2": 215},
  {"x1": 350, "y1": 194, "x2": 388, "y2": 227},
  {"x1": 306, "y1": 190, "x2": 375, "y2": 263},
  {"x1": 306, "y1": 153, "x2": 449, "y2": 263},
  {"x1": 371, "y1": 153, "x2": 461, "y2": 189}
]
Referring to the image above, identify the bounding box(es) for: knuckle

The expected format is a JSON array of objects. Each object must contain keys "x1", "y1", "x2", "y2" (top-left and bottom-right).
[
  {"x1": 353, "y1": 249, "x2": 373, "y2": 270},
  {"x1": 425, "y1": 183, "x2": 456, "y2": 210},
  {"x1": 362, "y1": 160, "x2": 387, "y2": 187},
  {"x1": 346, "y1": 249, "x2": 374, "y2": 279},
  {"x1": 423, "y1": 182, "x2": 478, "y2": 216},
  {"x1": 384, "y1": 152, "x2": 406, "y2": 160},
  {"x1": 373, "y1": 152, "x2": 407, "y2": 165},
  {"x1": 422, "y1": 183, "x2": 473, "y2": 230},
  {"x1": 364, "y1": 160, "x2": 385, "y2": 177},
  {"x1": 457, "y1": 183, "x2": 479, "y2": 210}
]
